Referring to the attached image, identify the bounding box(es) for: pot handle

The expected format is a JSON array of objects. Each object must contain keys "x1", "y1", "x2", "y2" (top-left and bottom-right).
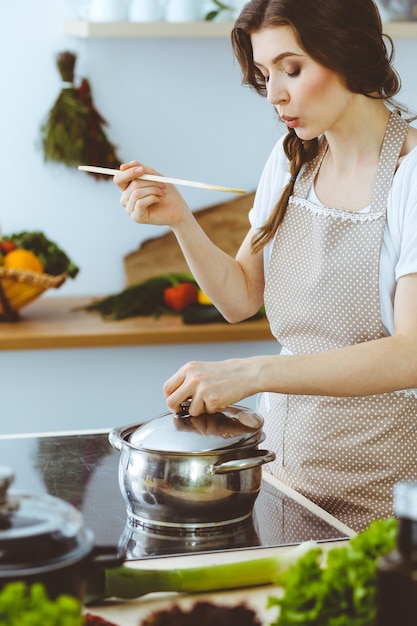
[
  {"x1": 90, "y1": 544, "x2": 126, "y2": 569},
  {"x1": 84, "y1": 544, "x2": 126, "y2": 581},
  {"x1": 84, "y1": 545, "x2": 127, "y2": 605},
  {"x1": 108, "y1": 429, "x2": 122, "y2": 452},
  {"x1": 205, "y1": 449, "x2": 276, "y2": 475}
]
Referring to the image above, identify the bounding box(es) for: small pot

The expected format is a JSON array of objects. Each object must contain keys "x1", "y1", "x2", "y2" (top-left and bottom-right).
[
  {"x1": 109, "y1": 403, "x2": 276, "y2": 529},
  {"x1": 0, "y1": 467, "x2": 124, "y2": 601}
]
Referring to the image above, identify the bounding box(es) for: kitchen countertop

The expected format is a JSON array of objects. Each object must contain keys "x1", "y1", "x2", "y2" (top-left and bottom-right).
[
  {"x1": 88, "y1": 475, "x2": 353, "y2": 624},
  {"x1": 0, "y1": 295, "x2": 273, "y2": 351},
  {"x1": 87, "y1": 475, "x2": 352, "y2": 624},
  {"x1": 0, "y1": 428, "x2": 353, "y2": 625},
  {"x1": 87, "y1": 485, "x2": 353, "y2": 626},
  {"x1": 93, "y1": 458, "x2": 352, "y2": 625}
]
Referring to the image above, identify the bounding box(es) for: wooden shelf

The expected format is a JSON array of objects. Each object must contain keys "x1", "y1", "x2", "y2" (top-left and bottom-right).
[
  {"x1": 63, "y1": 19, "x2": 417, "y2": 39},
  {"x1": 385, "y1": 19, "x2": 417, "y2": 37},
  {"x1": 63, "y1": 19, "x2": 235, "y2": 38},
  {"x1": 0, "y1": 296, "x2": 273, "y2": 351}
]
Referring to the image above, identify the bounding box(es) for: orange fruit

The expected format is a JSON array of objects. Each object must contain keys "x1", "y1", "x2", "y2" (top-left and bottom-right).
[{"x1": 3, "y1": 249, "x2": 44, "y2": 273}]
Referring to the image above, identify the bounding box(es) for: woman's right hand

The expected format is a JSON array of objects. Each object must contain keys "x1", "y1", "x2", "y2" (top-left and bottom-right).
[{"x1": 113, "y1": 160, "x2": 190, "y2": 229}]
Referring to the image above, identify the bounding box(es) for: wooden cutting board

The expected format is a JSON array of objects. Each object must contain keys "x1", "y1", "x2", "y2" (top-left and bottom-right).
[{"x1": 87, "y1": 584, "x2": 282, "y2": 626}]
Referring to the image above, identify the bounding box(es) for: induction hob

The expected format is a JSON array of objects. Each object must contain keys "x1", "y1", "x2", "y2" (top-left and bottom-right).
[{"x1": 0, "y1": 431, "x2": 348, "y2": 560}]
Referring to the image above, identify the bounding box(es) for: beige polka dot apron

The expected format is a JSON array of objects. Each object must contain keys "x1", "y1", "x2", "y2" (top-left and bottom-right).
[{"x1": 261, "y1": 111, "x2": 417, "y2": 532}]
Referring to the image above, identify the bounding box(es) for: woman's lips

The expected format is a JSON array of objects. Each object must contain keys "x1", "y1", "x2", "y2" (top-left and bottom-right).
[{"x1": 281, "y1": 116, "x2": 299, "y2": 129}]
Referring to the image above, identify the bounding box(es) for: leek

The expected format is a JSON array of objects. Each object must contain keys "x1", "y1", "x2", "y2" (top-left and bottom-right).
[{"x1": 85, "y1": 541, "x2": 317, "y2": 604}]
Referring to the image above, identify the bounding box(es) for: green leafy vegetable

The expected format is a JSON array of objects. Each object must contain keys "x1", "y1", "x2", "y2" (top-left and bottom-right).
[
  {"x1": 0, "y1": 581, "x2": 83, "y2": 625},
  {"x1": 8, "y1": 231, "x2": 79, "y2": 278},
  {"x1": 267, "y1": 517, "x2": 398, "y2": 626},
  {"x1": 84, "y1": 273, "x2": 197, "y2": 320},
  {"x1": 85, "y1": 541, "x2": 317, "y2": 604},
  {"x1": 84, "y1": 273, "x2": 265, "y2": 324}
]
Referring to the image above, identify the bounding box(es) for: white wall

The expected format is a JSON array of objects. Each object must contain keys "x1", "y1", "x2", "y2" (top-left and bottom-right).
[{"x1": 0, "y1": 339, "x2": 280, "y2": 435}]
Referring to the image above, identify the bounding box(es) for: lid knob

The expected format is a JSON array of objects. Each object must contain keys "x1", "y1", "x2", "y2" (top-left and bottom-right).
[
  {"x1": 0, "y1": 466, "x2": 20, "y2": 517},
  {"x1": 178, "y1": 399, "x2": 192, "y2": 417}
]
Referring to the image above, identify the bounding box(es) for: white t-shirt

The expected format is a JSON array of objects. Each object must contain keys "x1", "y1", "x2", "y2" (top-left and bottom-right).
[{"x1": 249, "y1": 135, "x2": 417, "y2": 337}]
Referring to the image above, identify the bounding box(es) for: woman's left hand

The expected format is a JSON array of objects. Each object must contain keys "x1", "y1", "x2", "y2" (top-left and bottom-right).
[{"x1": 163, "y1": 358, "x2": 259, "y2": 415}]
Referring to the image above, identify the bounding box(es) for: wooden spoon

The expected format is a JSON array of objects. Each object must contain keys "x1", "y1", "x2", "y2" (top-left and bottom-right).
[{"x1": 78, "y1": 165, "x2": 246, "y2": 195}]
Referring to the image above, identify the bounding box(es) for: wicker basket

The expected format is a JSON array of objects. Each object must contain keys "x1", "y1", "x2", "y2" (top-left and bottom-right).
[{"x1": 0, "y1": 267, "x2": 67, "y2": 321}]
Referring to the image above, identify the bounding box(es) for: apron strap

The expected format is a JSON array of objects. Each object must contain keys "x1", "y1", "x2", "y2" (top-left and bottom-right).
[{"x1": 370, "y1": 110, "x2": 409, "y2": 212}]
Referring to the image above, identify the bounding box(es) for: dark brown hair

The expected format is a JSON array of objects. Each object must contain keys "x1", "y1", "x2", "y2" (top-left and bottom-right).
[{"x1": 231, "y1": 0, "x2": 401, "y2": 252}]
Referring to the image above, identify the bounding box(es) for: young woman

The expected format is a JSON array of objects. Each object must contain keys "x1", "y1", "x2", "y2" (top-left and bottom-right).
[{"x1": 114, "y1": 0, "x2": 417, "y2": 530}]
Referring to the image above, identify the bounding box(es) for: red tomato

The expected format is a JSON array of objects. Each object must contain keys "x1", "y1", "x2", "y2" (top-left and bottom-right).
[
  {"x1": 0, "y1": 240, "x2": 17, "y2": 255},
  {"x1": 163, "y1": 282, "x2": 198, "y2": 312}
]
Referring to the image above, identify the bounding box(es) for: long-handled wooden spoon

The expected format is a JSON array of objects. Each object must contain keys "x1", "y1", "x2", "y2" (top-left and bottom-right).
[{"x1": 78, "y1": 165, "x2": 246, "y2": 195}]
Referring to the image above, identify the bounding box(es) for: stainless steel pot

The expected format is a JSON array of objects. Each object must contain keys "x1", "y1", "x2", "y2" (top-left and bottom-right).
[
  {"x1": 109, "y1": 404, "x2": 276, "y2": 529},
  {"x1": 0, "y1": 466, "x2": 124, "y2": 601}
]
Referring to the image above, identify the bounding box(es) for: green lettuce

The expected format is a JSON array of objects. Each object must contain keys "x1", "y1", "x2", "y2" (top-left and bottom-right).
[{"x1": 268, "y1": 517, "x2": 398, "y2": 626}]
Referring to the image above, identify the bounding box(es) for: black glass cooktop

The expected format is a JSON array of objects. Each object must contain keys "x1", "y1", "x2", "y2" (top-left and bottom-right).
[{"x1": 0, "y1": 432, "x2": 347, "y2": 560}]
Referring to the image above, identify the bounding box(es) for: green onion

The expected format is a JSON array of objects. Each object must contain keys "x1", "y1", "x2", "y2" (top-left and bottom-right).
[{"x1": 85, "y1": 541, "x2": 317, "y2": 604}]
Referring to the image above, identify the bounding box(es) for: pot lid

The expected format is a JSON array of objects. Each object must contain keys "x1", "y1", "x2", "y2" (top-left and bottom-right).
[
  {"x1": 129, "y1": 403, "x2": 264, "y2": 453},
  {"x1": 0, "y1": 466, "x2": 90, "y2": 569}
]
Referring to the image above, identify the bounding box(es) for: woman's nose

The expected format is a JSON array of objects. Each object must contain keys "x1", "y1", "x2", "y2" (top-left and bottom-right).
[{"x1": 266, "y1": 78, "x2": 288, "y2": 105}]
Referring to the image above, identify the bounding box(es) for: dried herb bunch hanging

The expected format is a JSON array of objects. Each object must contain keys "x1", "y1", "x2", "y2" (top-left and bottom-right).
[{"x1": 40, "y1": 51, "x2": 122, "y2": 180}]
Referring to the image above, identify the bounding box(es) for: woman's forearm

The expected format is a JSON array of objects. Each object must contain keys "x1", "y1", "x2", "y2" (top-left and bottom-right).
[
  {"x1": 164, "y1": 334, "x2": 417, "y2": 415},
  {"x1": 254, "y1": 334, "x2": 417, "y2": 397},
  {"x1": 172, "y1": 212, "x2": 263, "y2": 322}
]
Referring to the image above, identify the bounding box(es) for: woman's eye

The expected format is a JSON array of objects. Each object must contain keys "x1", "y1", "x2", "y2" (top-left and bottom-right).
[{"x1": 285, "y1": 67, "x2": 300, "y2": 78}]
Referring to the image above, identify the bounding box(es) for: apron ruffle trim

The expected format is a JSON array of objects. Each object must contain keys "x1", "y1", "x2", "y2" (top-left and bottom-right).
[
  {"x1": 395, "y1": 388, "x2": 417, "y2": 398},
  {"x1": 289, "y1": 197, "x2": 384, "y2": 223}
]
